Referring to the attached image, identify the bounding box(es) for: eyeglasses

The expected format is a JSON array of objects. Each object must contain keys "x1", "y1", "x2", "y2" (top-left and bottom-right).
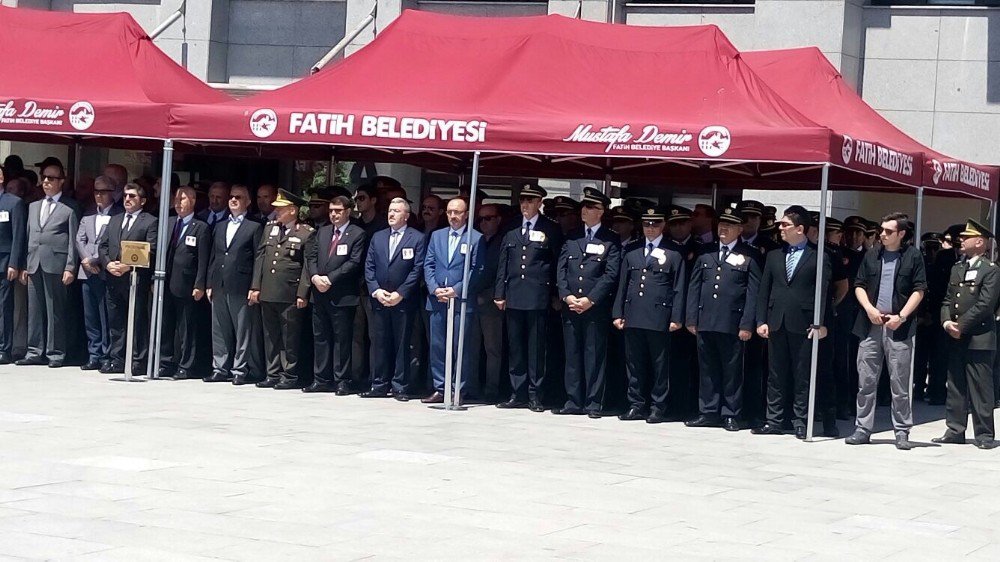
[
  {"x1": 123, "y1": 193, "x2": 140, "y2": 199},
  {"x1": 329, "y1": 207, "x2": 347, "y2": 213},
  {"x1": 880, "y1": 227, "x2": 899, "y2": 235},
  {"x1": 229, "y1": 194, "x2": 245, "y2": 200},
  {"x1": 776, "y1": 220, "x2": 794, "y2": 229},
  {"x1": 41, "y1": 174, "x2": 64, "y2": 182},
  {"x1": 94, "y1": 189, "x2": 115, "y2": 194}
]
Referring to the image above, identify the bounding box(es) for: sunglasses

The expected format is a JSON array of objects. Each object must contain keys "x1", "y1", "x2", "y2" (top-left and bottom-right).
[
  {"x1": 477, "y1": 215, "x2": 500, "y2": 221},
  {"x1": 123, "y1": 193, "x2": 140, "y2": 199},
  {"x1": 41, "y1": 174, "x2": 64, "y2": 181},
  {"x1": 880, "y1": 227, "x2": 899, "y2": 235},
  {"x1": 777, "y1": 220, "x2": 795, "y2": 228}
]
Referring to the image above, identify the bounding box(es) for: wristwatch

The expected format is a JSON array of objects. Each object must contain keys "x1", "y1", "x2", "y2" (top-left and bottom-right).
[{"x1": 898, "y1": 314, "x2": 908, "y2": 323}]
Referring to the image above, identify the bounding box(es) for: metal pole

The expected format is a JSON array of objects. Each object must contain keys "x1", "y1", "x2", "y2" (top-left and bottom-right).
[
  {"x1": 149, "y1": 1, "x2": 185, "y2": 40},
  {"x1": 444, "y1": 297, "x2": 456, "y2": 409},
  {"x1": 311, "y1": 2, "x2": 377, "y2": 74},
  {"x1": 70, "y1": 141, "x2": 81, "y2": 189},
  {"x1": 125, "y1": 268, "x2": 138, "y2": 382},
  {"x1": 711, "y1": 183, "x2": 718, "y2": 208},
  {"x1": 806, "y1": 163, "x2": 830, "y2": 442},
  {"x1": 452, "y1": 151, "x2": 481, "y2": 409},
  {"x1": 990, "y1": 201, "x2": 997, "y2": 257},
  {"x1": 147, "y1": 139, "x2": 174, "y2": 379},
  {"x1": 910, "y1": 186, "x2": 924, "y2": 409}
]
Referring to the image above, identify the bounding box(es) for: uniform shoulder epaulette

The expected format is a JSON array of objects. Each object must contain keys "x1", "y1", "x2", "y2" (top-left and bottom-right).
[{"x1": 301, "y1": 224, "x2": 315, "y2": 233}]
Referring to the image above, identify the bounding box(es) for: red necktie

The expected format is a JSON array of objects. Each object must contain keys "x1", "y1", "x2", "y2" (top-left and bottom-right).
[{"x1": 328, "y1": 228, "x2": 341, "y2": 257}]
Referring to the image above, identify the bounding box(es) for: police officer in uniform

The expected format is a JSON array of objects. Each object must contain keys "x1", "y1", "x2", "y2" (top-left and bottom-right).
[
  {"x1": 685, "y1": 207, "x2": 760, "y2": 431},
  {"x1": 494, "y1": 183, "x2": 563, "y2": 412},
  {"x1": 737, "y1": 200, "x2": 780, "y2": 262},
  {"x1": 926, "y1": 224, "x2": 964, "y2": 405},
  {"x1": 250, "y1": 189, "x2": 314, "y2": 389},
  {"x1": 554, "y1": 188, "x2": 621, "y2": 417},
  {"x1": 933, "y1": 219, "x2": 1000, "y2": 449},
  {"x1": 665, "y1": 205, "x2": 700, "y2": 419},
  {"x1": 613, "y1": 206, "x2": 686, "y2": 423}
]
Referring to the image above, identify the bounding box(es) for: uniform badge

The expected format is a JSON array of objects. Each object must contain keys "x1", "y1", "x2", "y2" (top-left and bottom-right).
[
  {"x1": 289, "y1": 237, "x2": 301, "y2": 244},
  {"x1": 650, "y1": 248, "x2": 667, "y2": 265},
  {"x1": 336, "y1": 244, "x2": 348, "y2": 256},
  {"x1": 270, "y1": 226, "x2": 279, "y2": 236},
  {"x1": 965, "y1": 269, "x2": 978, "y2": 282},
  {"x1": 184, "y1": 235, "x2": 197, "y2": 247},
  {"x1": 460, "y1": 243, "x2": 468, "y2": 255},
  {"x1": 0, "y1": 211, "x2": 9, "y2": 223},
  {"x1": 725, "y1": 253, "x2": 745, "y2": 266},
  {"x1": 585, "y1": 243, "x2": 605, "y2": 255},
  {"x1": 402, "y1": 248, "x2": 414, "y2": 260},
  {"x1": 529, "y1": 230, "x2": 546, "y2": 243}
]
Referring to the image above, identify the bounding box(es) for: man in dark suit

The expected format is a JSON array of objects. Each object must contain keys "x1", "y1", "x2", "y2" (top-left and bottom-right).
[
  {"x1": 468, "y1": 203, "x2": 506, "y2": 403},
  {"x1": 665, "y1": 205, "x2": 701, "y2": 420},
  {"x1": 554, "y1": 188, "x2": 620, "y2": 417},
  {"x1": 613, "y1": 205, "x2": 687, "y2": 423},
  {"x1": 421, "y1": 197, "x2": 481, "y2": 403},
  {"x1": 97, "y1": 183, "x2": 158, "y2": 375},
  {"x1": 196, "y1": 181, "x2": 230, "y2": 229},
  {"x1": 250, "y1": 189, "x2": 314, "y2": 389},
  {"x1": 685, "y1": 207, "x2": 760, "y2": 431},
  {"x1": 934, "y1": 219, "x2": 1000, "y2": 450},
  {"x1": 205, "y1": 185, "x2": 263, "y2": 385},
  {"x1": 350, "y1": 183, "x2": 389, "y2": 389},
  {"x1": 75, "y1": 176, "x2": 122, "y2": 371},
  {"x1": 158, "y1": 187, "x2": 211, "y2": 380},
  {"x1": 362, "y1": 197, "x2": 426, "y2": 399},
  {"x1": 305, "y1": 194, "x2": 367, "y2": 394},
  {"x1": 0, "y1": 166, "x2": 27, "y2": 365},
  {"x1": 17, "y1": 160, "x2": 79, "y2": 368},
  {"x1": 752, "y1": 205, "x2": 831, "y2": 439},
  {"x1": 494, "y1": 184, "x2": 563, "y2": 412}
]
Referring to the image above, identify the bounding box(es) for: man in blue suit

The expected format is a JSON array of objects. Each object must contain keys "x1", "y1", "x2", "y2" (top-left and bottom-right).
[
  {"x1": 362, "y1": 197, "x2": 426, "y2": 400},
  {"x1": 0, "y1": 165, "x2": 27, "y2": 365},
  {"x1": 421, "y1": 197, "x2": 481, "y2": 404}
]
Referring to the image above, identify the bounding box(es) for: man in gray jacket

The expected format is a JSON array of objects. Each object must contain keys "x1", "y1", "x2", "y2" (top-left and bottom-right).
[{"x1": 16, "y1": 159, "x2": 79, "y2": 368}]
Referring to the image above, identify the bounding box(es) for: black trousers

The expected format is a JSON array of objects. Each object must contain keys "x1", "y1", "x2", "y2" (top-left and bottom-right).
[
  {"x1": 562, "y1": 307, "x2": 610, "y2": 412},
  {"x1": 160, "y1": 292, "x2": 200, "y2": 374},
  {"x1": 766, "y1": 327, "x2": 813, "y2": 428},
  {"x1": 944, "y1": 342, "x2": 995, "y2": 440},
  {"x1": 467, "y1": 303, "x2": 505, "y2": 401},
  {"x1": 667, "y1": 329, "x2": 697, "y2": 417},
  {"x1": 697, "y1": 331, "x2": 744, "y2": 418},
  {"x1": 312, "y1": 299, "x2": 356, "y2": 386},
  {"x1": 0, "y1": 270, "x2": 14, "y2": 355},
  {"x1": 506, "y1": 308, "x2": 548, "y2": 403},
  {"x1": 260, "y1": 300, "x2": 304, "y2": 383},
  {"x1": 106, "y1": 275, "x2": 150, "y2": 370},
  {"x1": 370, "y1": 304, "x2": 415, "y2": 394},
  {"x1": 743, "y1": 334, "x2": 767, "y2": 424},
  {"x1": 832, "y1": 314, "x2": 853, "y2": 412},
  {"x1": 26, "y1": 271, "x2": 70, "y2": 363},
  {"x1": 624, "y1": 327, "x2": 670, "y2": 412},
  {"x1": 913, "y1": 322, "x2": 936, "y2": 397},
  {"x1": 351, "y1": 289, "x2": 373, "y2": 386},
  {"x1": 927, "y1": 327, "x2": 950, "y2": 402}
]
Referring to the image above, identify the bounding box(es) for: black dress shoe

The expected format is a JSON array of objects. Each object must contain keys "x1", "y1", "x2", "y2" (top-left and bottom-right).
[
  {"x1": 47, "y1": 360, "x2": 63, "y2": 368},
  {"x1": 553, "y1": 406, "x2": 584, "y2": 415},
  {"x1": 421, "y1": 391, "x2": 445, "y2": 404},
  {"x1": 204, "y1": 372, "x2": 233, "y2": 383},
  {"x1": 895, "y1": 434, "x2": 914, "y2": 451},
  {"x1": 795, "y1": 426, "x2": 807, "y2": 440},
  {"x1": 393, "y1": 393, "x2": 410, "y2": 402},
  {"x1": 646, "y1": 410, "x2": 667, "y2": 424},
  {"x1": 931, "y1": 434, "x2": 966, "y2": 445},
  {"x1": 302, "y1": 382, "x2": 335, "y2": 393},
  {"x1": 723, "y1": 417, "x2": 741, "y2": 432},
  {"x1": 359, "y1": 390, "x2": 389, "y2": 398},
  {"x1": 132, "y1": 362, "x2": 148, "y2": 377},
  {"x1": 685, "y1": 414, "x2": 722, "y2": 428},
  {"x1": 751, "y1": 423, "x2": 783, "y2": 435},
  {"x1": 0, "y1": 352, "x2": 12, "y2": 365},
  {"x1": 335, "y1": 382, "x2": 352, "y2": 396},
  {"x1": 232, "y1": 375, "x2": 249, "y2": 386},
  {"x1": 103, "y1": 362, "x2": 125, "y2": 374},
  {"x1": 256, "y1": 378, "x2": 279, "y2": 389},
  {"x1": 845, "y1": 429, "x2": 870, "y2": 445},
  {"x1": 15, "y1": 356, "x2": 46, "y2": 366},
  {"x1": 100, "y1": 360, "x2": 112, "y2": 373},
  {"x1": 823, "y1": 419, "x2": 840, "y2": 438},
  {"x1": 974, "y1": 438, "x2": 999, "y2": 450},
  {"x1": 496, "y1": 398, "x2": 527, "y2": 409},
  {"x1": 80, "y1": 360, "x2": 102, "y2": 371},
  {"x1": 528, "y1": 400, "x2": 545, "y2": 412},
  {"x1": 274, "y1": 380, "x2": 302, "y2": 390},
  {"x1": 157, "y1": 368, "x2": 176, "y2": 379},
  {"x1": 587, "y1": 411, "x2": 602, "y2": 419},
  {"x1": 618, "y1": 408, "x2": 646, "y2": 421}
]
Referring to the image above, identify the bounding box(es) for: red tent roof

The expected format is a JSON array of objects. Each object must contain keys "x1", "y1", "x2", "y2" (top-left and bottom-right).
[
  {"x1": 0, "y1": 6, "x2": 228, "y2": 143},
  {"x1": 743, "y1": 47, "x2": 997, "y2": 200}
]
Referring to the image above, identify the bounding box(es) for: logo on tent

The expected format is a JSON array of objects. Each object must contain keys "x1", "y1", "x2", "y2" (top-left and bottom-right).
[
  {"x1": 842, "y1": 135, "x2": 853, "y2": 165},
  {"x1": 698, "y1": 126, "x2": 730, "y2": 157},
  {"x1": 68, "y1": 101, "x2": 94, "y2": 131},
  {"x1": 250, "y1": 109, "x2": 278, "y2": 138},
  {"x1": 932, "y1": 159, "x2": 943, "y2": 185}
]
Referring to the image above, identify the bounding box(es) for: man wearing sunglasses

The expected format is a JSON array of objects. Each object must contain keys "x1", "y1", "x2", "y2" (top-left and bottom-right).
[{"x1": 468, "y1": 203, "x2": 505, "y2": 403}]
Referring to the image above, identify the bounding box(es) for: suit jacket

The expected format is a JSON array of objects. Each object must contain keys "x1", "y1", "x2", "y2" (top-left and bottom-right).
[
  {"x1": 940, "y1": 256, "x2": 1000, "y2": 351},
  {"x1": 556, "y1": 226, "x2": 621, "y2": 310},
  {"x1": 686, "y1": 241, "x2": 761, "y2": 334},
  {"x1": 207, "y1": 215, "x2": 263, "y2": 297},
  {"x1": 423, "y1": 225, "x2": 482, "y2": 312},
  {"x1": 612, "y1": 239, "x2": 686, "y2": 332},
  {"x1": 26, "y1": 196, "x2": 80, "y2": 275},
  {"x1": 756, "y1": 244, "x2": 831, "y2": 333},
  {"x1": 76, "y1": 207, "x2": 124, "y2": 279},
  {"x1": 0, "y1": 191, "x2": 27, "y2": 272},
  {"x1": 306, "y1": 222, "x2": 367, "y2": 307},
  {"x1": 494, "y1": 215, "x2": 563, "y2": 310},
  {"x1": 165, "y1": 216, "x2": 211, "y2": 298},
  {"x1": 97, "y1": 211, "x2": 158, "y2": 284},
  {"x1": 196, "y1": 208, "x2": 229, "y2": 230},
  {"x1": 741, "y1": 233, "x2": 781, "y2": 266},
  {"x1": 364, "y1": 226, "x2": 426, "y2": 311}
]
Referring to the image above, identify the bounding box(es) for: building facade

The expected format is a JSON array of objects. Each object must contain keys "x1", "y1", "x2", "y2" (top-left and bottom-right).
[{"x1": 2, "y1": 0, "x2": 997, "y2": 227}]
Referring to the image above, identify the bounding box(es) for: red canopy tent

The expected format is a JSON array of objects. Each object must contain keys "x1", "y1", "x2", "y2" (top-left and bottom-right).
[
  {"x1": 743, "y1": 47, "x2": 997, "y2": 202},
  {"x1": 0, "y1": 6, "x2": 229, "y2": 146}
]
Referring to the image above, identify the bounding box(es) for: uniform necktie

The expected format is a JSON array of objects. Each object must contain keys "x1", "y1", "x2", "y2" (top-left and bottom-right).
[
  {"x1": 721, "y1": 245, "x2": 730, "y2": 262},
  {"x1": 328, "y1": 228, "x2": 342, "y2": 257},
  {"x1": 123, "y1": 214, "x2": 133, "y2": 234},
  {"x1": 390, "y1": 230, "x2": 401, "y2": 258},
  {"x1": 786, "y1": 246, "x2": 799, "y2": 281},
  {"x1": 523, "y1": 221, "x2": 532, "y2": 236},
  {"x1": 40, "y1": 197, "x2": 53, "y2": 225},
  {"x1": 171, "y1": 219, "x2": 184, "y2": 246},
  {"x1": 449, "y1": 231, "x2": 461, "y2": 261},
  {"x1": 586, "y1": 227, "x2": 593, "y2": 241}
]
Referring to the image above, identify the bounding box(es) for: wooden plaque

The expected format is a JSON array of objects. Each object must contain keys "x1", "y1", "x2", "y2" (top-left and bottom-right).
[{"x1": 120, "y1": 241, "x2": 151, "y2": 268}]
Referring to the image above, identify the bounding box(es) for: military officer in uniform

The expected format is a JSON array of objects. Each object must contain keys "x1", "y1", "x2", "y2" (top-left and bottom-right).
[
  {"x1": 613, "y1": 206, "x2": 687, "y2": 423},
  {"x1": 554, "y1": 188, "x2": 621, "y2": 417},
  {"x1": 685, "y1": 207, "x2": 760, "y2": 431},
  {"x1": 933, "y1": 219, "x2": 1000, "y2": 450},
  {"x1": 494, "y1": 183, "x2": 563, "y2": 412},
  {"x1": 250, "y1": 189, "x2": 313, "y2": 390}
]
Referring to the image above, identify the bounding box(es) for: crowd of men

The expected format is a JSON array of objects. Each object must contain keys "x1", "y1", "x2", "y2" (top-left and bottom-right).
[{"x1": 1, "y1": 154, "x2": 998, "y2": 451}]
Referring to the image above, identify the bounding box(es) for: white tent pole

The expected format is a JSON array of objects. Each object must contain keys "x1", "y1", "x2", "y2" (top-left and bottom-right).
[
  {"x1": 806, "y1": 163, "x2": 830, "y2": 442},
  {"x1": 451, "y1": 151, "x2": 481, "y2": 409},
  {"x1": 909, "y1": 185, "x2": 924, "y2": 413},
  {"x1": 147, "y1": 139, "x2": 174, "y2": 379}
]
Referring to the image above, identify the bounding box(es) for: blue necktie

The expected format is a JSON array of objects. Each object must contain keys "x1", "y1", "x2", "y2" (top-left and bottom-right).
[{"x1": 786, "y1": 247, "x2": 799, "y2": 281}]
